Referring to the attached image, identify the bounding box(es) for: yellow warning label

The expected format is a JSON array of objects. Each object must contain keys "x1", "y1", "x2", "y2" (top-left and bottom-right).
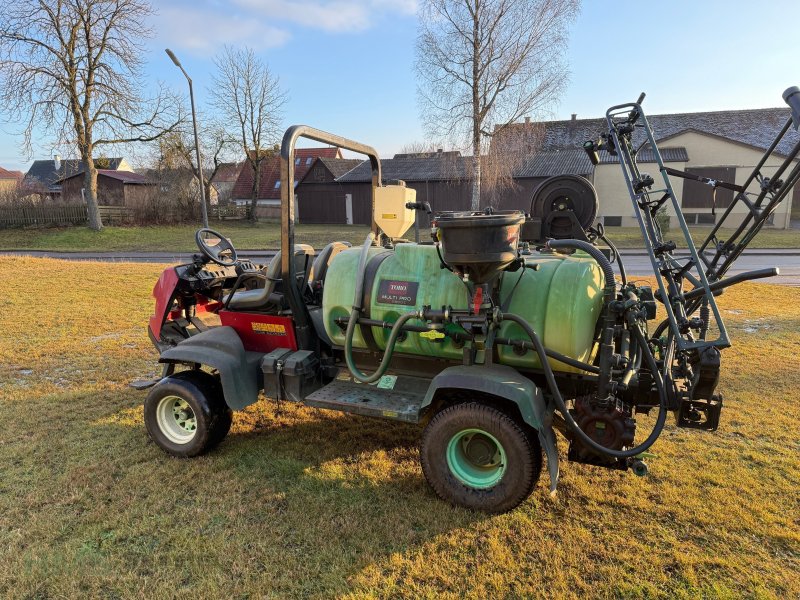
[
  {"x1": 252, "y1": 322, "x2": 286, "y2": 335},
  {"x1": 381, "y1": 213, "x2": 397, "y2": 219}
]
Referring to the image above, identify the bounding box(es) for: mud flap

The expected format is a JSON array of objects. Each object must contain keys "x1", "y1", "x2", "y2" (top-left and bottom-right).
[{"x1": 532, "y1": 393, "x2": 560, "y2": 494}]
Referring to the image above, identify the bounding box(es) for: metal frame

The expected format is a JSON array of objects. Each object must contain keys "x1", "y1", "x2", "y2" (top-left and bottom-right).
[
  {"x1": 695, "y1": 118, "x2": 800, "y2": 283},
  {"x1": 279, "y1": 125, "x2": 382, "y2": 350},
  {"x1": 604, "y1": 102, "x2": 729, "y2": 350}
]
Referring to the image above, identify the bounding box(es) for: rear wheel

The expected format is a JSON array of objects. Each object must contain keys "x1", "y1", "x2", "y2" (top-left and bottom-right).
[
  {"x1": 420, "y1": 402, "x2": 542, "y2": 513},
  {"x1": 144, "y1": 370, "x2": 232, "y2": 457}
]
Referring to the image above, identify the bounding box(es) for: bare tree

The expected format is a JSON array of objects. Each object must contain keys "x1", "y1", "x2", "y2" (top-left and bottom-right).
[
  {"x1": 0, "y1": 0, "x2": 182, "y2": 230},
  {"x1": 210, "y1": 46, "x2": 286, "y2": 222},
  {"x1": 481, "y1": 117, "x2": 544, "y2": 207},
  {"x1": 416, "y1": 0, "x2": 578, "y2": 210},
  {"x1": 159, "y1": 122, "x2": 236, "y2": 215}
]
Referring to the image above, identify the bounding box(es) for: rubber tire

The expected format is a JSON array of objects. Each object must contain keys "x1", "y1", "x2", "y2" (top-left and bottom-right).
[
  {"x1": 420, "y1": 402, "x2": 542, "y2": 513},
  {"x1": 144, "y1": 370, "x2": 232, "y2": 458}
]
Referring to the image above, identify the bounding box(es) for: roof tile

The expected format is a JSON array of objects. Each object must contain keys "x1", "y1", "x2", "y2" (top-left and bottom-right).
[
  {"x1": 529, "y1": 107, "x2": 795, "y2": 156},
  {"x1": 233, "y1": 147, "x2": 340, "y2": 200}
]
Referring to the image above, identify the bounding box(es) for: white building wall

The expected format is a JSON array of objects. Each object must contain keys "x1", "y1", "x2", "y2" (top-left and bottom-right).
[{"x1": 593, "y1": 131, "x2": 796, "y2": 229}]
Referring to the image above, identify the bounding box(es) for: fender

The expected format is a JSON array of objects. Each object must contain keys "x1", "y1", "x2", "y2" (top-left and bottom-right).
[
  {"x1": 420, "y1": 364, "x2": 560, "y2": 492},
  {"x1": 158, "y1": 326, "x2": 263, "y2": 410}
]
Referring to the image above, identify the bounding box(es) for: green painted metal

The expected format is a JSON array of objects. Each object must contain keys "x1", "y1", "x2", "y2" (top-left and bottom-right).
[
  {"x1": 446, "y1": 428, "x2": 507, "y2": 489},
  {"x1": 421, "y1": 364, "x2": 542, "y2": 426},
  {"x1": 322, "y1": 243, "x2": 604, "y2": 373}
]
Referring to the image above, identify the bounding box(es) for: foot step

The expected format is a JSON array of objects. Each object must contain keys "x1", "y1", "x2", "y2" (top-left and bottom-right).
[{"x1": 304, "y1": 376, "x2": 427, "y2": 423}]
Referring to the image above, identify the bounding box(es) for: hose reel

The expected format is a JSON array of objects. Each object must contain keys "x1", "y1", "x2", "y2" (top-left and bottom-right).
[{"x1": 523, "y1": 175, "x2": 599, "y2": 242}]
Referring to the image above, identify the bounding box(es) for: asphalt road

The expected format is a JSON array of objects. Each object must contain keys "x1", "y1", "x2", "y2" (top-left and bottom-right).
[
  {"x1": 613, "y1": 251, "x2": 800, "y2": 286},
  {"x1": 2, "y1": 247, "x2": 798, "y2": 285}
]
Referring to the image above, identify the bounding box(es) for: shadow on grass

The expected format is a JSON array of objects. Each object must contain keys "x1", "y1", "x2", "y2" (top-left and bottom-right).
[{"x1": 60, "y1": 390, "x2": 495, "y2": 596}]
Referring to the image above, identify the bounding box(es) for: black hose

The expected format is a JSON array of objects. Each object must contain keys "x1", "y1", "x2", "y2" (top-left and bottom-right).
[
  {"x1": 503, "y1": 312, "x2": 668, "y2": 459},
  {"x1": 600, "y1": 234, "x2": 627, "y2": 287},
  {"x1": 547, "y1": 239, "x2": 616, "y2": 291},
  {"x1": 493, "y1": 337, "x2": 600, "y2": 374}
]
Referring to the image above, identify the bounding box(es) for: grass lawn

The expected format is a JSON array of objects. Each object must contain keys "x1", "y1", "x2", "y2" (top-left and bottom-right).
[
  {"x1": 1, "y1": 257, "x2": 798, "y2": 598},
  {"x1": 0, "y1": 222, "x2": 371, "y2": 253},
  {"x1": 0, "y1": 222, "x2": 797, "y2": 252}
]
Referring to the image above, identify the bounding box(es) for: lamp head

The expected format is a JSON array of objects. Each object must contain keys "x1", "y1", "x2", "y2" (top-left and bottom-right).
[{"x1": 165, "y1": 48, "x2": 181, "y2": 68}]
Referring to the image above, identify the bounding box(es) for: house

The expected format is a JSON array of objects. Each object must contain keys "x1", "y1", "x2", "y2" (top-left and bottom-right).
[
  {"x1": 298, "y1": 149, "x2": 592, "y2": 225},
  {"x1": 296, "y1": 157, "x2": 368, "y2": 223},
  {"x1": 58, "y1": 169, "x2": 155, "y2": 208},
  {"x1": 209, "y1": 162, "x2": 242, "y2": 204},
  {"x1": 503, "y1": 108, "x2": 797, "y2": 229},
  {"x1": 23, "y1": 156, "x2": 132, "y2": 200},
  {"x1": 0, "y1": 166, "x2": 23, "y2": 195},
  {"x1": 231, "y1": 148, "x2": 342, "y2": 218},
  {"x1": 147, "y1": 167, "x2": 220, "y2": 206}
]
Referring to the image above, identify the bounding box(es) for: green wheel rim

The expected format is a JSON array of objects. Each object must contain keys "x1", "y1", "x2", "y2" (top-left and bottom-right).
[{"x1": 446, "y1": 428, "x2": 507, "y2": 489}]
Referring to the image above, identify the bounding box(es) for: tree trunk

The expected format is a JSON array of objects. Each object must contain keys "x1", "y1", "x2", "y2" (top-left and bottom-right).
[
  {"x1": 470, "y1": 6, "x2": 481, "y2": 211},
  {"x1": 249, "y1": 160, "x2": 260, "y2": 222},
  {"x1": 471, "y1": 146, "x2": 481, "y2": 211},
  {"x1": 83, "y1": 151, "x2": 103, "y2": 231}
]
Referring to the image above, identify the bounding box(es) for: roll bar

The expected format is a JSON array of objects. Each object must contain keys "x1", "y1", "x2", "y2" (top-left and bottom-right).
[{"x1": 279, "y1": 125, "x2": 382, "y2": 350}]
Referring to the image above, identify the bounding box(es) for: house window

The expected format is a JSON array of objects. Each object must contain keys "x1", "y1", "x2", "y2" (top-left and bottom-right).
[
  {"x1": 697, "y1": 213, "x2": 716, "y2": 225},
  {"x1": 684, "y1": 213, "x2": 716, "y2": 225},
  {"x1": 306, "y1": 157, "x2": 312, "y2": 165},
  {"x1": 274, "y1": 181, "x2": 281, "y2": 189},
  {"x1": 295, "y1": 158, "x2": 300, "y2": 166},
  {"x1": 603, "y1": 216, "x2": 622, "y2": 227}
]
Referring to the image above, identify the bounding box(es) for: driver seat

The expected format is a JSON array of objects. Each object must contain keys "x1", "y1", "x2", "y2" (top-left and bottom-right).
[{"x1": 224, "y1": 244, "x2": 315, "y2": 311}]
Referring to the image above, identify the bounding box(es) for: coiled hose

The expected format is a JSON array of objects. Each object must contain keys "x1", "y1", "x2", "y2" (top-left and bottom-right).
[
  {"x1": 344, "y1": 233, "x2": 420, "y2": 383},
  {"x1": 504, "y1": 312, "x2": 668, "y2": 459},
  {"x1": 535, "y1": 238, "x2": 668, "y2": 458}
]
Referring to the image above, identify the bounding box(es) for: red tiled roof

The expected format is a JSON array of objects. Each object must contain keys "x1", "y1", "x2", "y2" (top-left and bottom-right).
[
  {"x1": 211, "y1": 162, "x2": 242, "y2": 184},
  {"x1": 232, "y1": 147, "x2": 341, "y2": 200},
  {"x1": 0, "y1": 166, "x2": 23, "y2": 180}
]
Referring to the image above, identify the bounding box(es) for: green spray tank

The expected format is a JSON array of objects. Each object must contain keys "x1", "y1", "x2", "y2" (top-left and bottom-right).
[{"x1": 322, "y1": 237, "x2": 605, "y2": 374}]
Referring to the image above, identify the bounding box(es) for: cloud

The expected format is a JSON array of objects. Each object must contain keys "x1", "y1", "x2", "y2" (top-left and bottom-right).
[
  {"x1": 153, "y1": 0, "x2": 418, "y2": 55},
  {"x1": 232, "y1": 0, "x2": 418, "y2": 33},
  {"x1": 155, "y1": 7, "x2": 292, "y2": 55}
]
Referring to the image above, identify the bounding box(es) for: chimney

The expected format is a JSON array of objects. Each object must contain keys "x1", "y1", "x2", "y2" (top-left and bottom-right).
[
  {"x1": 524, "y1": 116, "x2": 531, "y2": 124},
  {"x1": 53, "y1": 154, "x2": 61, "y2": 171},
  {"x1": 571, "y1": 114, "x2": 577, "y2": 121}
]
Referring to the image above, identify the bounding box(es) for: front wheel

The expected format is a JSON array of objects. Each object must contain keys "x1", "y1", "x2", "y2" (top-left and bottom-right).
[
  {"x1": 420, "y1": 402, "x2": 542, "y2": 513},
  {"x1": 144, "y1": 370, "x2": 232, "y2": 458}
]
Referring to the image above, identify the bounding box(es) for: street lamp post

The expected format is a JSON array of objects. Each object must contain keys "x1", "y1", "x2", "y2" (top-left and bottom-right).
[{"x1": 165, "y1": 48, "x2": 208, "y2": 228}]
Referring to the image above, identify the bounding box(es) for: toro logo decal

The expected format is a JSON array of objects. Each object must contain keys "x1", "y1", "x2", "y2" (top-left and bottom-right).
[
  {"x1": 251, "y1": 322, "x2": 286, "y2": 335},
  {"x1": 377, "y1": 279, "x2": 419, "y2": 306}
]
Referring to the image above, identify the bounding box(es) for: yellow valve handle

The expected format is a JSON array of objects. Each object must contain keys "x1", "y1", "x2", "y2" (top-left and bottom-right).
[{"x1": 420, "y1": 330, "x2": 445, "y2": 340}]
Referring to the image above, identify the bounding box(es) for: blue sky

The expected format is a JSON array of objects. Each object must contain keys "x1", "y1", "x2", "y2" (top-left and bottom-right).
[{"x1": 2, "y1": 0, "x2": 798, "y2": 172}]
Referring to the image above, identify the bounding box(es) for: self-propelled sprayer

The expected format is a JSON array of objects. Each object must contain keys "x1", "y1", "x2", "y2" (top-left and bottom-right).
[{"x1": 138, "y1": 88, "x2": 800, "y2": 512}]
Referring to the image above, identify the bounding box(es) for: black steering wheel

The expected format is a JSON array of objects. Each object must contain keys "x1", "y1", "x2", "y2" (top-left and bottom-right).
[{"x1": 195, "y1": 228, "x2": 238, "y2": 266}]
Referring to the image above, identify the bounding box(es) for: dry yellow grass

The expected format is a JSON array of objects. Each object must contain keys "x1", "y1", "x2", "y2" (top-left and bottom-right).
[{"x1": 0, "y1": 257, "x2": 798, "y2": 599}]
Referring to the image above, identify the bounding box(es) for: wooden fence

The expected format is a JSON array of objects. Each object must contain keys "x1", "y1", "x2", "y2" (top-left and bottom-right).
[
  {"x1": 0, "y1": 204, "x2": 89, "y2": 228},
  {"x1": 0, "y1": 204, "x2": 248, "y2": 228}
]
